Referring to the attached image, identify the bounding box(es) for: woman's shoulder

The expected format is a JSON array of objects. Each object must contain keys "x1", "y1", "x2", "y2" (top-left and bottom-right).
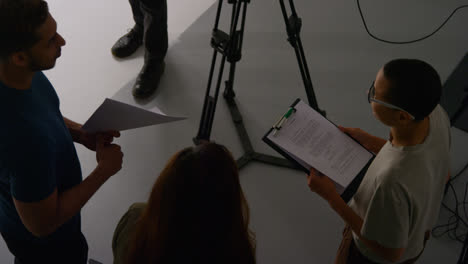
[
  {"x1": 118, "y1": 203, "x2": 147, "y2": 229},
  {"x1": 128, "y1": 202, "x2": 146, "y2": 212},
  {"x1": 112, "y1": 203, "x2": 147, "y2": 263}
]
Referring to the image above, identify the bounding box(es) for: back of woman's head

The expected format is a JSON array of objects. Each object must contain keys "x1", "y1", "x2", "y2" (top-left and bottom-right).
[{"x1": 127, "y1": 142, "x2": 256, "y2": 264}]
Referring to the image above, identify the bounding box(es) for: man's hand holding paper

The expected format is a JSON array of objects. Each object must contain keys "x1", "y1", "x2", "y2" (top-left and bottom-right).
[{"x1": 80, "y1": 130, "x2": 121, "y2": 151}]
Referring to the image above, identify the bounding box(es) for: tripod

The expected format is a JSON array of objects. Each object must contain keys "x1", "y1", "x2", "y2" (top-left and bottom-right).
[{"x1": 194, "y1": 0, "x2": 325, "y2": 170}]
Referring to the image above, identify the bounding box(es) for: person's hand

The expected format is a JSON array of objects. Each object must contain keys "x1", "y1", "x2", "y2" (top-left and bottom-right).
[
  {"x1": 307, "y1": 168, "x2": 339, "y2": 202},
  {"x1": 80, "y1": 130, "x2": 120, "y2": 151},
  {"x1": 95, "y1": 135, "x2": 123, "y2": 177}
]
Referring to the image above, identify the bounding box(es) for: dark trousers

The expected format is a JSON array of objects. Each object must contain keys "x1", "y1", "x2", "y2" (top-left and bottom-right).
[
  {"x1": 334, "y1": 225, "x2": 429, "y2": 264},
  {"x1": 1, "y1": 232, "x2": 88, "y2": 264},
  {"x1": 129, "y1": 0, "x2": 168, "y2": 62}
]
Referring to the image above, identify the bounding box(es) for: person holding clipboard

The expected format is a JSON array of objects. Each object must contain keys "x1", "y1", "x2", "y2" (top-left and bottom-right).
[{"x1": 307, "y1": 59, "x2": 451, "y2": 264}]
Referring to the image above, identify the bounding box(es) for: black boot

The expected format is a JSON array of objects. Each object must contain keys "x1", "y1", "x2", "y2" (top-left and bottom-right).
[
  {"x1": 111, "y1": 26, "x2": 143, "y2": 58},
  {"x1": 132, "y1": 60, "x2": 165, "y2": 99}
]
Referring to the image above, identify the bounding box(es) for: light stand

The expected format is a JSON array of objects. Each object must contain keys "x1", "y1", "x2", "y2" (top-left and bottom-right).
[
  {"x1": 451, "y1": 87, "x2": 468, "y2": 131},
  {"x1": 194, "y1": 0, "x2": 325, "y2": 170}
]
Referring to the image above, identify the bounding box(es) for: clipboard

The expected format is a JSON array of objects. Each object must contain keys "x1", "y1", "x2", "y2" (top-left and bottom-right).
[{"x1": 262, "y1": 98, "x2": 375, "y2": 203}]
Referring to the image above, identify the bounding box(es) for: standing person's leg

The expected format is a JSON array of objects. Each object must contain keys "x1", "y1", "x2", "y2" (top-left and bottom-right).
[
  {"x1": 141, "y1": 0, "x2": 168, "y2": 62},
  {"x1": 111, "y1": 0, "x2": 145, "y2": 58},
  {"x1": 129, "y1": 0, "x2": 144, "y2": 28},
  {"x1": 132, "y1": 0, "x2": 168, "y2": 99}
]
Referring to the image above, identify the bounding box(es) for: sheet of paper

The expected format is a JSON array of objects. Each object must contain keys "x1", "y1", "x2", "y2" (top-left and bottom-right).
[
  {"x1": 267, "y1": 100, "x2": 373, "y2": 189},
  {"x1": 82, "y1": 98, "x2": 186, "y2": 132},
  {"x1": 277, "y1": 145, "x2": 346, "y2": 194}
]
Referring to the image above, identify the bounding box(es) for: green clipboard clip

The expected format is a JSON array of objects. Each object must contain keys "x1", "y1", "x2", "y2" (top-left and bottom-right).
[{"x1": 272, "y1": 107, "x2": 297, "y2": 136}]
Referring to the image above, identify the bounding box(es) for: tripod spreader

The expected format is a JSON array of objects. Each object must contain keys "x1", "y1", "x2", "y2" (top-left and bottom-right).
[{"x1": 211, "y1": 30, "x2": 243, "y2": 66}]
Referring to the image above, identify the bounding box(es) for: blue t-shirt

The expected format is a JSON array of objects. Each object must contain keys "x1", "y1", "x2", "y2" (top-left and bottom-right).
[{"x1": 0, "y1": 72, "x2": 83, "y2": 243}]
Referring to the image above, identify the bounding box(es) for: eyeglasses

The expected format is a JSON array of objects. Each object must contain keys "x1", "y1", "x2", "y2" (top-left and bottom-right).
[{"x1": 368, "y1": 82, "x2": 415, "y2": 120}]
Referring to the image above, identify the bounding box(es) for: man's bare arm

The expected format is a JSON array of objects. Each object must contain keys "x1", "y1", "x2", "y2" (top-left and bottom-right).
[
  {"x1": 328, "y1": 195, "x2": 406, "y2": 263},
  {"x1": 13, "y1": 165, "x2": 111, "y2": 237},
  {"x1": 63, "y1": 117, "x2": 82, "y2": 143},
  {"x1": 339, "y1": 126, "x2": 387, "y2": 154},
  {"x1": 13, "y1": 138, "x2": 123, "y2": 237},
  {"x1": 308, "y1": 171, "x2": 405, "y2": 263}
]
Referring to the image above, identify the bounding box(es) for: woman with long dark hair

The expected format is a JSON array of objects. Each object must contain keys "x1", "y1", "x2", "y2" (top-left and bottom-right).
[{"x1": 112, "y1": 142, "x2": 256, "y2": 264}]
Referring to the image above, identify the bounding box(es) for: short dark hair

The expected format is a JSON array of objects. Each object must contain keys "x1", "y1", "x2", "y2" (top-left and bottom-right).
[
  {"x1": 0, "y1": 0, "x2": 49, "y2": 61},
  {"x1": 383, "y1": 58, "x2": 442, "y2": 121}
]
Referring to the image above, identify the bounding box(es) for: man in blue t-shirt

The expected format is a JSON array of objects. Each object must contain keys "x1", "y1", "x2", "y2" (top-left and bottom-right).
[{"x1": 0, "y1": 1, "x2": 124, "y2": 263}]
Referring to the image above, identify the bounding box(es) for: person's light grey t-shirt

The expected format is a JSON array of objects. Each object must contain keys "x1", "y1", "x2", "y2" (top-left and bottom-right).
[{"x1": 348, "y1": 105, "x2": 451, "y2": 263}]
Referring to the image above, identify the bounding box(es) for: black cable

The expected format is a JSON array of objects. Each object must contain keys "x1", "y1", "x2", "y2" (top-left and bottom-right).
[
  {"x1": 464, "y1": 183, "x2": 468, "y2": 221},
  {"x1": 357, "y1": 0, "x2": 468, "y2": 44},
  {"x1": 432, "y1": 204, "x2": 466, "y2": 243},
  {"x1": 451, "y1": 162, "x2": 468, "y2": 183},
  {"x1": 459, "y1": 220, "x2": 468, "y2": 264},
  {"x1": 459, "y1": 236, "x2": 468, "y2": 264},
  {"x1": 459, "y1": 186, "x2": 468, "y2": 263},
  {"x1": 433, "y1": 181, "x2": 468, "y2": 244},
  {"x1": 433, "y1": 166, "x2": 468, "y2": 243},
  {"x1": 424, "y1": 167, "x2": 468, "y2": 262}
]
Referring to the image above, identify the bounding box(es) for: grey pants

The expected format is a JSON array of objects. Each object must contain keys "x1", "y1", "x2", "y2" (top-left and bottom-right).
[{"x1": 129, "y1": 0, "x2": 168, "y2": 62}]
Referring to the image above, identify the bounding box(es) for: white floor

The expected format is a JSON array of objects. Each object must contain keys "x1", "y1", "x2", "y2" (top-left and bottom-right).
[{"x1": 1, "y1": 0, "x2": 468, "y2": 263}]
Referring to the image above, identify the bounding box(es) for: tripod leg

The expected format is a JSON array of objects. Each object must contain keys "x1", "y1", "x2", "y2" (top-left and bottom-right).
[
  {"x1": 194, "y1": 0, "x2": 248, "y2": 143},
  {"x1": 224, "y1": 64, "x2": 237, "y2": 100},
  {"x1": 224, "y1": 0, "x2": 248, "y2": 100},
  {"x1": 195, "y1": 0, "x2": 304, "y2": 172},
  {"x1": 279, "y1": 0, "x2": 325, "y2": 116},
  {"x1": 222, "y1": 1, "x2": 255, "y2": 154},
  {"x1": 195, "y1": 50, "x2": 218, "y2": 142},
  {"x1": 195, "y1": 55, "x2": 230, "y2": 143},
  {"x1": 194, "y1": 0, "x2": 228, "y2": 143}
]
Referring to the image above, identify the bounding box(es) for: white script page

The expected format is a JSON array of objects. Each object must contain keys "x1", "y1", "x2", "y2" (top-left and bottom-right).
[
  {"x1": 267, "y1": 100, "x2": 373, "y2": 188},
  {"x1": 82, "y1": 98, "x2": 186, "y2": 133}
]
